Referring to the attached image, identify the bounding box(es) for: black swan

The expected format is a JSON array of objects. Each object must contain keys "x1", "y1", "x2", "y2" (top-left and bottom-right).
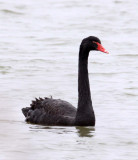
[{"x1": 22, "y1": 36, "x2": 108, "y2": 126}]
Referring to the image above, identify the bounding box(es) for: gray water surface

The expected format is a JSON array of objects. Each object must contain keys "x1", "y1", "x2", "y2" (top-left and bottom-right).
[{"x1": 0, "y1": 0, "x2": 138, "y2": 160}]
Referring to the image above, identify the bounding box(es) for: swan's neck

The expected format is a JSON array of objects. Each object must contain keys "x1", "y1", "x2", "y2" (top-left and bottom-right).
[{"x1": 75, "y1": 47, "x2": 95, "y2": 126}]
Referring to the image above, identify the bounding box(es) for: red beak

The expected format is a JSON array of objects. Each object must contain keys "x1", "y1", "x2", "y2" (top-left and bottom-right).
[{"x1": 94, "y1": 42, "x2": 109, "y2": 54}]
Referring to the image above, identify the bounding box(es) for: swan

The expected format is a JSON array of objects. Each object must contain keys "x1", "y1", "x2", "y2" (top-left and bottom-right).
[{"x1": 22, "y1": 36, "x2": 108, "y2": 126}]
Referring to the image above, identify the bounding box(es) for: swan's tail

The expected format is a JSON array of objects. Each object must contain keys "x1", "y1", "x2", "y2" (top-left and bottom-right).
[
  {"x1": 22, "y1": 107, "x2": 30, "y2": 117},
  {"x1": 21, "y1": 97, "x2": 46, "y2": 117},
  {"x1": 22, "y1": 97, "x2": 51, "y2": 118}
]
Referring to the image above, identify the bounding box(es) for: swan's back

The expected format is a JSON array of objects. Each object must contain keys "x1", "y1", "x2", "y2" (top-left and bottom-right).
[{"x1": 22, "y1": 97, "x2": 76, "y2": 126}]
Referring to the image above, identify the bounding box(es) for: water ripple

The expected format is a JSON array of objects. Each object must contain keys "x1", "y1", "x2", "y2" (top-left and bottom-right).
[{"x1": 1, "y1": 9, "x2": 24, "y2": 15}]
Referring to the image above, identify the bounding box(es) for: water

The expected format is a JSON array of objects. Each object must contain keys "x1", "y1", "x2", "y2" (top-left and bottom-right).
[{"x1": 0, "y1": 0, "x2": 138, "y2": 159}]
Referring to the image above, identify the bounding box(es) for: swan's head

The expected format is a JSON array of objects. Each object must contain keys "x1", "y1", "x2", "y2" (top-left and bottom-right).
[{"x1": 81, "y1": 36, "x2": 109, "y2": 54}]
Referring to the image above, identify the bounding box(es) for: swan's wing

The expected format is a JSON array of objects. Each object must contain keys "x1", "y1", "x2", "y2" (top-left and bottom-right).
[{"x1": 22, "y1": 97, "x2": 76, "y2": 126}]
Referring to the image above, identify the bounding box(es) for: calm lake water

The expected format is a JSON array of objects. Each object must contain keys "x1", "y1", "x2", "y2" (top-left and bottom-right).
[{"x1": 0, "y1": 0, "x2": 138, "y2": 159}]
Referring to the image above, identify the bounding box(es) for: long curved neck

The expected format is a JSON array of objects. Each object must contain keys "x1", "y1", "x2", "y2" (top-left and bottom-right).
[
  {"x1": 78, "y1": 48, "x2": 92, "y2": 107},
  {"x1": 75, "y1": 46, "x2": 95, "y2": 126}
]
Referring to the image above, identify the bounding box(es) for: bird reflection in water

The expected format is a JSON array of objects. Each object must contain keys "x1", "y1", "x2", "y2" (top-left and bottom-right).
[
  {"x1": 76, "y1": 126, "x2": 95, "y2": 137},
  {"x1": 29, "y1": 125, "x2": 95, "y2": 137}
]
